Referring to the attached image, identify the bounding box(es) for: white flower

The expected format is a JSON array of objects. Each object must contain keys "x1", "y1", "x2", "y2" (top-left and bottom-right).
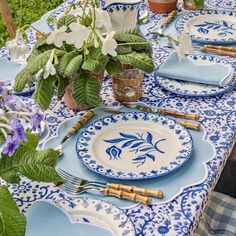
[
  {"x1": 47, "y1": 25, "x2": 67, "y2": 47},
  {"x1": 101, "y1": 31, "x2": 117, "y2": 57},
  {"x1": 66, "y1": 22, "x2": 91, "y2": 49},
  {"x1": 43, "y1": 50, "x2": 56, "y2": 79},
  {"x1": 94, "y1": 9, "x2": 112, "y2": 32},
  {"x1": 35, "y1": 68, "x2": 44, "y2": 80},
  {"x1": 6, "y1": 32, "x2": 30, "y2": 60},
  {"x1": 170, "y1": 31, "x2": 194, "y2": 61}
]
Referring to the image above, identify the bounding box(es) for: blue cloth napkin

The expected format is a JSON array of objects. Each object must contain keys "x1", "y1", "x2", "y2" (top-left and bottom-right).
[
  {"x1": 26, "y1": 201, "x2": 112, "y2": 236},
  {"x1": 0, "y1": 58, "x2": 25, "y2": 82},
  {"x1": 157, "y1": 52, "x2": 234, "y2": 86}
]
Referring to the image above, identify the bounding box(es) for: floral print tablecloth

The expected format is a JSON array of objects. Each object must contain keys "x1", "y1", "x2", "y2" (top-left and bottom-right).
[{"x1": 1, "y1": 0, "x2": 236, "y2": 235}]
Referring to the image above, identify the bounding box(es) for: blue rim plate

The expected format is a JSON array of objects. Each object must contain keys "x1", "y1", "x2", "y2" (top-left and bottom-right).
[
  {"x1": 155, "y1": 54, "x2": 236, "y2": 98},
  {"x1": 56, "y1": 197, "x2": 136, "y2": 235},
  {"x1": 175, "y1": 9, "x2": 236, "y2": 44},
  {"x1": 76, "y1": 112, "x2": 193, "y2": 180}
]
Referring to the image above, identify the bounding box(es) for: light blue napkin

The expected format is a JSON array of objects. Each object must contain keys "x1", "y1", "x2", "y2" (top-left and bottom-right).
[
  {"x1": 0, "y1": 58, "x2": 25, "y2": 82},
  {"x1": 26, "y1": 201, "x2": 113, "y2": 236},
  {"x1": 157, "y1": 52, "x2": 234, "y2": 86}
]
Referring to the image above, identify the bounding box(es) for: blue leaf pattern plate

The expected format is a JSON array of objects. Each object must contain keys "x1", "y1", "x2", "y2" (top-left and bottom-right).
[
  {"x1": 76, "y1": 112, "x2": 193, "y2": 180},
  {"x1": 155, "y1": 54, "x2": 236, "y2": 97},
  {"x1": 56, "y1": 197, "x2": 136, "y2": 236},
  {"x1": 175, "y1": 9, "x2": 236, "y2": 44}
]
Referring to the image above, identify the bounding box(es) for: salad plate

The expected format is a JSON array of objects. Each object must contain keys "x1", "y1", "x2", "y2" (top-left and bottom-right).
[
  {"x1": 155, "y1": 54, "x2": 236, "y2": 97},
  {"x1": 175, "y1": 9, "x2": 236, "y2": 44},
  {"x1": 26, "y1": 200, "x2": 135, "y2": 236},
  {"x1": 76, "y1": 112, "x2": 193, "y2": 180},
  {"x1": 57, "y1": 198, "x2": 136, "y2": 235}
]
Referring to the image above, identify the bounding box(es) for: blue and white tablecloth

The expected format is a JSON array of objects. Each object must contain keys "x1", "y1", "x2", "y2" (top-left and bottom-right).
[{"x1": 1, "y1": 0, "x2": 236, "y2": 235}]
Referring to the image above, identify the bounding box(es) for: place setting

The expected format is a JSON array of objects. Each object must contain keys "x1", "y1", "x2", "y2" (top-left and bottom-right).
[
  {"x1": 148, "y1": 5, "x2": 236, "y2": 98},
  {"x1": 0, "y1": 0, "x2": 236, "y2": 235}
]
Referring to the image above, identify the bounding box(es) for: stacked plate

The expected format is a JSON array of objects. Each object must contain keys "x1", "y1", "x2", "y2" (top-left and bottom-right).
[{"x1": 155, "y1": 9, "x2": 236, "y2": 97}]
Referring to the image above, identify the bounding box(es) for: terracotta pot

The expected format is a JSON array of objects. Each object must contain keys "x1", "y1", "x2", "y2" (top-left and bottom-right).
[
  {"x1": 148, "y1": 0, "x2": 178, "y2": 13},
  {"x1": 63, "y1": 71, "x2": 104, "y2": 110}
]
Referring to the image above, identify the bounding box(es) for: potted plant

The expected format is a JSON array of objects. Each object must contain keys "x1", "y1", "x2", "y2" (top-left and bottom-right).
[{"x1": 13, "y1": 1, "x2": 155, "y2": 110}]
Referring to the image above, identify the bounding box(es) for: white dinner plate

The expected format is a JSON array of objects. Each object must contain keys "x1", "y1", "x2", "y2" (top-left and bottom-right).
[
  {"x1": 76, "y1": 112, "x2": 193, "y2": 180},
  {"x1": 175, "y1": 9, "x2": 236, "y2": 44}
]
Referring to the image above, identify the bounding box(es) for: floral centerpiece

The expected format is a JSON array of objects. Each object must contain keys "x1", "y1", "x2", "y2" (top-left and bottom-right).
[
  {"x1": 0, "y1": 83, "x2": 62, "y2": 235},
  {"x1": 13, "y1": 2, "x2": 155, "y2": 110}
]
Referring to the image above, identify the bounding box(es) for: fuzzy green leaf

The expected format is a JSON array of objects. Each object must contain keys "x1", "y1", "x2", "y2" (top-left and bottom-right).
[
  {"x1": 116, "y1": 45, "x2": 132, "y2": 55},
  {"x1": 13, "y1": 50, "x2": 53, "y2": 92},
  {"x1": 0, "y1": 144, "x2": 62, "y2": 184},
  {"x1": 57, "y1": 52, "x2": 83, "y2": 78},
  {"x1": 23, "y1": 132, "x2": 40, "y2": 149},
  {"x1": 0, "y1": 186, "x2": 26, "y2": 236},
  {"x1": 57, "y1": 76, "x2": 69, "y2": 97},
  {"x1": 72, "y1": 72, "x2": 102, "y2": 106},
  {"x1": 114, "y1": 28, "x2": 151, "y2": 52},
  {"x1": 32, "y1": 76, "x2": 55, "y2": 110},
  {"x1": 81, "y1": 48, "x2": 109, "y2": 73},
  {"x1": 117, "y1": 52, "x2": 155, "y2": 73},
  {"x1": 105, "y1": 59, "x2": 124, "y2": 75},
  {"x1": 57, "y1": 14, "x2": 77, "y2": 28}
]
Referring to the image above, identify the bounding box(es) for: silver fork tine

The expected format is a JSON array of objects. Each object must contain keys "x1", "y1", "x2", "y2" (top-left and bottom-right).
[
  {"x1": 57, "y1": 168, "x2": 106, "y2": 188},
  {"x1": 57, "y1": 168, "x2": 83, "y2": 182}
]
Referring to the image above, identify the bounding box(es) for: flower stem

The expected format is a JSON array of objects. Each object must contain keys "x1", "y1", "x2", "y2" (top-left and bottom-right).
[{"x1": 0, "y1": 124, "x2": 13, "y2": 132}]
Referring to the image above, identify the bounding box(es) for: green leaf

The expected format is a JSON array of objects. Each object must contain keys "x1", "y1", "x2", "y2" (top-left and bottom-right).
[
  {"x1": 13, "y1": 50, "x2": 53, "y2": 92},
  {"x1": 116, "y1": 45, "x2": 132, "y2": 55},
  {"x1": 57, "y1": 76, "x2": 69, "y2": 97},
  {"x1": 57, "y1": 14, "x2": 77, "y2": 28},
  {"x1": 57, "y1": 52, "x2": 83, "y2": 78},
  {"x1": 72, "y1": 72, "x2": 102, "y2": 106},
  {"x1": 0, "y1": 186, "x2": 26, "y2": 236},
  {"x1": 105, "y1": 59, "x2": 124, "y2": 75},
  {"x1": 114, "y1": 28, "x2": 151, "y2": 52},
  {"x1": 117, "y1": 52, "x2": 155, "y2": 73},
  {"x1": 23, "y1": 132, "x2": 40, "y2": 149},
  {"x1": 32, "y1": 76, "x2": 55, "y2": 110},
  {"x1": 81, "y1": 48, "x2": 109, "y2": 73},
  {"x1": 0, "y1": 144, "x2": 62, "y2": 184}
]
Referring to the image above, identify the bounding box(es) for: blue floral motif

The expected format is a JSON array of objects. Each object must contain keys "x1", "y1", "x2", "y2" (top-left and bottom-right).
[
  {"x1": 195, "y1": 20, "x2": 236, "y2": 37},
  {"x1": 105, "y1": 145, "x2": 122, "y2": 160},
  {"x1": 104, "y1": 132, "x2": 166, "y2": 167}
]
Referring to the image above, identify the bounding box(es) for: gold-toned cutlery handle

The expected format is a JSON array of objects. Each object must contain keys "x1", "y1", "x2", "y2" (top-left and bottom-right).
[
  {"x1": 103, "y1": 187, "x2": 152, "y2": 205},
  {"x1": 177, "y1": 120, "x2": 201, "y2": 130},
  {"x1": 161, "y1": 10, "x2": 177, "y2": 28},
  {"x1": 69, "y1": 111, "x2": 94, "y2": 134},
  {"x1": 202, "y1": 46, "x2": 236, "y2": 58},
  {"x1": 159, "y1": 109, "x2": 200, "y2": 121},
  {"x1": 107, "y1": 183, "x2": 163, "y2": 199}
]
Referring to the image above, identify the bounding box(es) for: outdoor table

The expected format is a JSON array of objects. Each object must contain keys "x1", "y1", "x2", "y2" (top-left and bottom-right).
[{"x1": 1, "y1": 0, "x2": 236, "y2": 235}]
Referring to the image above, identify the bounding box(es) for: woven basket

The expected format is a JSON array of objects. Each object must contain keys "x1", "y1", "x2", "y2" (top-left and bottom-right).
[{"x1": 111, "y1": 68, "x2": 144, "y2": 102}]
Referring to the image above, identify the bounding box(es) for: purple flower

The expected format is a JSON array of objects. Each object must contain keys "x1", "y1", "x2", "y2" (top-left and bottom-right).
[
  {"x1": 8, "y1": 116, "x2": 27, "y2": 142},
  {"x1": 5, "y1": 95, "x2": 22, "y2": 111},
  {"x1": 0, "y1": 82, "x2": 7, "y2": 96},
  {"x1": 2, "y1": 135, "x2": 20, "y2": 157},
  {"x1": 31, "y1": 110, "x2": 45, "y2": 133}
]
